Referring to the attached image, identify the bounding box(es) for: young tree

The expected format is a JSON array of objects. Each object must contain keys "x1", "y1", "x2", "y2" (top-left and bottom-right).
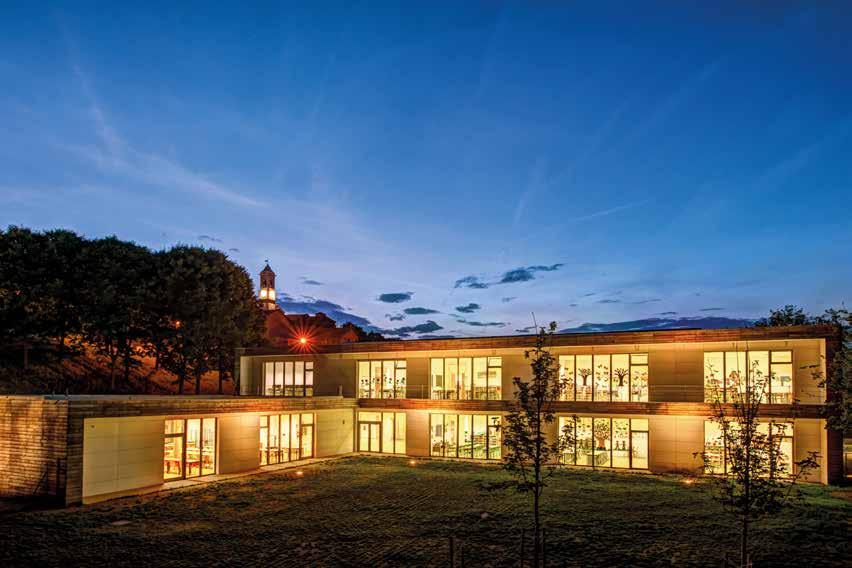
[
  {"x1": 502, "y1": 322, "x2": 573, "y2": 567},
  {"x1": 698, "y1": 358, "x2": 819, "y2": 567}
]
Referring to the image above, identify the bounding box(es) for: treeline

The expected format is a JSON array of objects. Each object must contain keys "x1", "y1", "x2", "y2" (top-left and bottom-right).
[{"x1": 0, "y1": 226, "x2": 267, "y2": 395}]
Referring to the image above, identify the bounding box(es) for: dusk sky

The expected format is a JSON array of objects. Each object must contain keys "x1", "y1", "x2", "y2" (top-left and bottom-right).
[{"x1": 2, "y1": 2, "x2": 850, "y2": 338}]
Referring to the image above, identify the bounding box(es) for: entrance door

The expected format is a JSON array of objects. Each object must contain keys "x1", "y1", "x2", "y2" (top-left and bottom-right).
[{"x1": 359, "y1": 422, "x2": 381, "y2": 452}]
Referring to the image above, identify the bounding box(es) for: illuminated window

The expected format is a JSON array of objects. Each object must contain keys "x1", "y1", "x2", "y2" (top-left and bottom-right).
[
  {"x1": 259, "y1": 413, "x2": 314, "y2": 464},
  {"x1": 559, "y1": 416, "x2": 648, "y2": 469},
  {"x1": 430, "y1": 357, "x2": 502, "y2": 400},
  {"x1": 703, "y1": 419, "x2": 794, "y2": 477},
  {"x1": 704, "y1": 351, "x2": 793, "y2": 403},
  {"x1": 430, "y1": 414, "x2": 502, "y2": 459},
  {"x1": 357, "y1": 360, "x2": 406, "y2": 398},
  {"x1": 559, "y1": 353, "x2": 648, "y2": 402},
  {"x1": 163, "y1": 417, "x2": 216, "y2": 480},
  {"x1": 358, "y1": 412, "x2": 406, "y2": 454},
  {"x1": 263, "y1": 361, "x2": 314, "y2": 397}
]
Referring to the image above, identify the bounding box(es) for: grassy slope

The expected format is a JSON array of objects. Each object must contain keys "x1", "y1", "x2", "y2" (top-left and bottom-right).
[{"x1": 1, "y1": 457, "x2": 848, "y2": 567}]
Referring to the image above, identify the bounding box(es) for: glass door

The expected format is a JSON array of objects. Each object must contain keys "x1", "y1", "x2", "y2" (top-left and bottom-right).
[
  {"x1": 164, "y1": 419, "x2": 185, "y2": 480},
  {"x1": 300, "y1": 415, "x2": 314, "y2": 458},
  {"x1": 359, "y1": 422, "x2": 381, "y2": 452},
  {"x1": 164, "y1": 418, "x2": 216, "y2": 480}
]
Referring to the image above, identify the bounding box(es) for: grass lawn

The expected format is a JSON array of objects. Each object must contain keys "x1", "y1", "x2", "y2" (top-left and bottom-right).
[{"x1": 1, "y1": 456, "x2": 849, "y2": 567}]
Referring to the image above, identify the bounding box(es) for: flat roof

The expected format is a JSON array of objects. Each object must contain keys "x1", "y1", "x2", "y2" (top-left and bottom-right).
[{"x1": 241, "y1": 324, "x2": 840, "y2": 356}]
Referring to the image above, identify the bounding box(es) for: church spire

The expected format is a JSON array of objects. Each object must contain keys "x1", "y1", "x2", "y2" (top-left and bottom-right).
[{"x1": 259, "y1": 261, "x2": 277, "y2": 311}]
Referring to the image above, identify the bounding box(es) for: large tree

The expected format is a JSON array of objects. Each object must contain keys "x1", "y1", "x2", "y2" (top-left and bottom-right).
[{"x1": 81, "y1": 236, "x2": 154, "y2": 392}]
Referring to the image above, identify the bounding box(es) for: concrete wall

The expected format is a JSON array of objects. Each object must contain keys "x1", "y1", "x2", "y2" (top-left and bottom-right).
[
  {"x1": 218, "y1": 413, "x2": 260, "y2": 474},
  {"x1": 82, "y1": 416, "x2": 164, "y2": 502},
  {"x1": 648, "y1": 415, "x2": 705, "y2": 474},
  {"x1": 315, "y1": 408, "x2": 355, "y2": 457}
]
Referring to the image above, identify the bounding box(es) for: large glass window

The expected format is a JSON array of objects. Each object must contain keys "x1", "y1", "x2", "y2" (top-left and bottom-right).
[
  {"x1": 703, "y1": 420, "x2": 794, "y2": 477},
  {"x1": 358, "y1": 412, "x2": 406, "y2": 454},
  {"x1": 163, "y1": 417, "x2": 217, "y2": 480},
  {"x1": 259, "y1": 413, "x2": 314, "y2": 464},
  {"x1": 704, "y1": 351, "x2": 793, "y2": 403},
  {"x1": 430, "y1": 414, "x2": 502, "y2": 459},
  {"x1": 559, "y1": 416, "x2": 648, "y2": 469},
  {"x1": 559, "y1": 354, "x2": 648, "y2": 402},
  {"x1": 431, "y1": 357, "x2": 502, "y2": 400},
  {"x1": 263, "y1": 361, "x2": 314, "y2": 397},
  {"x1": 358, "y1": 360, "x2": 406, "y2": 398}
]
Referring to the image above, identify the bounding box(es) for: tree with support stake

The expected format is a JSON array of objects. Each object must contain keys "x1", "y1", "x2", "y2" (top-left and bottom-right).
[
  {"x1": 502, "y1": 321, "x2": 573, "y2": 567},
  {"x1": 696, "y1": 357, "x2": 819, "y2": 567}
]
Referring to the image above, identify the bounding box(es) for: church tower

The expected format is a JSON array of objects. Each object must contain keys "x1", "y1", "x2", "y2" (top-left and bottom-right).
[{"x1": 259, "y1": 263, "x2": 277, "y2": 311}]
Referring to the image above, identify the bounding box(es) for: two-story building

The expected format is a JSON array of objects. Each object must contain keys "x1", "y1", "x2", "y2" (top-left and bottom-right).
[{"x1": 1, "y1": 324, "x2": 844, "y2": 506}]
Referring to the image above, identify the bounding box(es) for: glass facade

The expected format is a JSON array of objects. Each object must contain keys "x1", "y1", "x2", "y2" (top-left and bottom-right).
[
  {"x1": 430, "y1": 357, "x2": 502, "y2": 400},
  {"x1": 559, "y1": 416, "x2": 648, "y2": 469},
  {"x1": 704, "y1": 351, "x2": 793, "y2": 403},
  {"x1": 358, "y1": 411, "x2": 406, "y2": 454},
  {"x1": 259, "y1": 413, "x2": 314, "y2": 465},
  {"x1": 263, "y1": 361, "x2": 314, "y2": 397},
  {"x1": 703, "y1": 420, "x2": 794, "y2": 476},
  {"x1": 163, "y1": 417, "x2": 217, "y2": 480},
  {"x1": 358, "y1": 360, "x2": 407, "y2": 398},
  {"x1": 430, "y1": 414, "x2": 502, "y2": 459},
  {"x1": 558, "y1": 354, "x2": 648, "y2": 402}
]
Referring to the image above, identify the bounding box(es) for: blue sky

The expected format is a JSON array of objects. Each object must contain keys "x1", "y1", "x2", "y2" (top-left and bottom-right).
[{"x1": 2, "y1": 2, "x2": 850, "y2": 337}]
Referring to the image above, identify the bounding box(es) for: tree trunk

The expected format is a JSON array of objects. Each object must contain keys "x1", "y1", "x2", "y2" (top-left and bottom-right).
[
  {"x1": 533, "y1": 488, "x2": 541, "y2": 568},
  {"x1": 56, "y1": 333, "x2": 66, "y2": 394},
  {"x1": 178, "y1": 372, "x2": 185, "y2": 395},
  {"x1": 123, "y1": 348, "x2": 132, "y2": 387},
  {"x1": 195, "y1": 372, "x2": 202, "y2": 395},
  {"x1": 109, "y1": 353, "x2": 118, "y2": 392},
  {"x1": 741, "y1": 516, "x2": 748, "y2": 567},
  {"x1": 218, "y1": 352, "x2": 224, "y2": 395}
]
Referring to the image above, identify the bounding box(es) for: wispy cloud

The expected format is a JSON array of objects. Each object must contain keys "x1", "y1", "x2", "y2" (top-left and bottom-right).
[
  {"x1": 381, "y1": 320, "x2": 443, "y2": 338},
  {"x1": 455, "y1": 263, "x2": 564, "y2": 289},
  {"x1": 300, "y1": 277, "x2": 324, "y2": 286},
  {"x1": 597, "y1": 299, "x2": 621, "y2": 304},
  {"x1": 561, "y1": 200, "x2": 649, "y2": 224},
  {"x1": 385, "y1": 313, "x2": 406, "y2": 321},
  {"x1": 700, "y1": 307, "x2": 725, "y2": 312},
  {"x1": 455, "y1": 303, "x2": 481, "y2": 314},
  {"x1": 377, "y1": 292, "x2": 413, "y2": 303},
  {"x1": 67, "y1": 62, "x2": 260, "y2": 207},
  {"x1": 198, "y1": 234, "x2": 223, "y2": 243},
  {"x1": 457, "y1": 319, "x2": 508, "y2": 328},
  {"x1": 501, "y1": 297, "x2": 516, "y2": 303},
  {"x1": 403, "y1": 307, "x2": 440, "y2": 315}
]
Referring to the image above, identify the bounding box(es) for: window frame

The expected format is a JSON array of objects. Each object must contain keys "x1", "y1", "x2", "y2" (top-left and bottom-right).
[
  {"x1": 263, "y1": 361, "x2": 314, "y2": 397},
  {"x1": 703, "y1": 350, "x2": 793, "y2": 404},
  {"x1": 357, "y1": 360, "x2": 407, "y2": 399},
  {"x1": 558, "y1": 416, "x2": 649, "y2": 470},
  {"x1": 430, "y1": 357, "x2": 502, "y2": 400},
  {"x1": 429, "y1": 413, "x2": 502, "y2": 460},
  {"x1": 558, "y1": 353, "x2": 649, "y2": 402},
  {"x1": 163, "y1": 417, "x2": 217, "y2": 481},
  {"x1": 259, "y1": 413, "x2": 314, "y2": 464},
  {"x1": 702, "y1": 419, "x2": 795, "y2": 478},
  {"x1": 357, "y1": 411, "x2": 406, "y2": 454}
]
